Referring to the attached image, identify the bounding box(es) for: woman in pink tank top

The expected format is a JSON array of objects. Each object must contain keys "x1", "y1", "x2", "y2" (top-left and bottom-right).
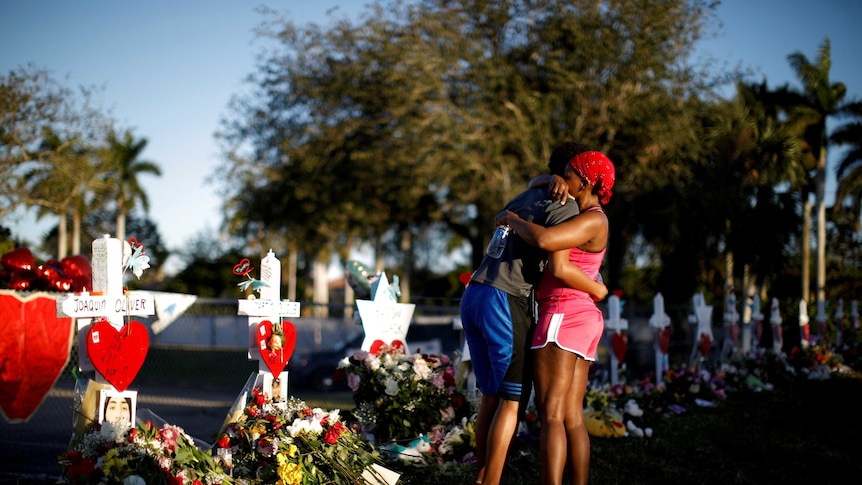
[{"x1": 498, "y1": 151, "x2": 616, "y2": 485}]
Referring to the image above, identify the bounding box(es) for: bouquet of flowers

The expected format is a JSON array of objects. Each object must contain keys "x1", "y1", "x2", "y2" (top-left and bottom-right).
[
  {"x1": 340, "y1": 344, "x2": 473, "y2": 445},
  {"x1": 59, "y1": 415, "x2": 232, "y2": 485},
  {"x1": 214, "y1": 387, "x2": 385, "y2": 484}
]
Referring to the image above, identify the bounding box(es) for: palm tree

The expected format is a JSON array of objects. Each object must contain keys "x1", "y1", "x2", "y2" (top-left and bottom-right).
[
  {"x1": 101, "y1": 130, "x2": 161, "y2": 242},
  {"x1": 24, "y1": 128, "x2": 103, "y2": 259},
  {"x1": 830, "y1": 101, "x2": 862, "y2": 230},
  {"x1": 785, "y1": 38, "x2": 848, "y2": 309},
  {"x1": 709, "y1": 80, "x2": 805, "y2": 303}
]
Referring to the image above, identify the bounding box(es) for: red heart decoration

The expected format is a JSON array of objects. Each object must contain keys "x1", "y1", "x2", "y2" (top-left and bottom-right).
[
  {"x1": 657, "y1": 327, "x2": 671, "y2": 354},
  {"x1": 232, "y1": 258, "x2": 253, "y2": 277},
  {"x1": 256, "y1": 320, "x2": 297, "y2": 376},
  {"x1": 8, "y1": 270, "x2": 36, "y2": 291},
  {"x1": 0, "y1": 291, "x2": 73, "y2": 422},
  {"x1": 699, "y1": 333, "x2": 712, "y2": 356},
  {"x1": 369, "y1": 339, "x2": 406, "y2": 355},
  {"x1": 1, "y1": 247, "x2": 35, "y2": 272},
  {"x1": 611, "y1": 331, "x2": 627, "y2": 364},
  {"x1": 86, "y1": 320, "x2": 149, "y2": 392},
  {"x1": 459, "y1": 273, "x2": 472, "y2": 287}
]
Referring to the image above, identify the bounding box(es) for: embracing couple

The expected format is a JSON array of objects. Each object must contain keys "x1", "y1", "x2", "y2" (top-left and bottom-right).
[{"x1": 460, "y1": 142, "x2": 616, "y2": 485}]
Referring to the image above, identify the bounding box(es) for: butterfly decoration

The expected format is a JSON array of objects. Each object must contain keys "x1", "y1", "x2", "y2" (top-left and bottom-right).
[
  {"x1": 233, "y1": 258, "x2": 267, "y2": 296},
  {"x1": 123, "y1": 237, "x2": 151, "y2": 280}
]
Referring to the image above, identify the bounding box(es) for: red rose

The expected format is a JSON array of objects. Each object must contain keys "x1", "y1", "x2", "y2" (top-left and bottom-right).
[
  {"x1": 323, "y1": 427, "x2": 341, "y2": 444},
  {"x1": 217, "y1": 435, "x2": 231, "y2": 448}
]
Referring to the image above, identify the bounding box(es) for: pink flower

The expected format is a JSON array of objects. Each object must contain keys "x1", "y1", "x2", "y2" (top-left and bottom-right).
[{"x1": 347, "y1": 372, "x2": 361, "y2": 391}]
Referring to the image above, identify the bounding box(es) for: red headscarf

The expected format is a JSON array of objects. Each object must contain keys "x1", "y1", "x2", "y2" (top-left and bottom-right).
[{"x1": 570, "y1": 151, "x2": 615, "y2": 205}]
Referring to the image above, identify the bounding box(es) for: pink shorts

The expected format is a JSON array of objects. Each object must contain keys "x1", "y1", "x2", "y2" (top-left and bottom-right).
[{"x1": 532, "y1": 297, "x2": 604, "y2": 361}]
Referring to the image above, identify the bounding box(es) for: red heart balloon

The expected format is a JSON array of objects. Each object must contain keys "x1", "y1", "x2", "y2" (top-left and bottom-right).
[
  {"x1": 86, "y1": 320, "x2": 149, "y2": 392},
  {"x1": 0, "y1": 291, "x2": 74, "y2": 422},
  {"x1": 255, "y1": 320, "x2": 296, "y2": 376},
  {"x1": 658, "y1": 327, "x2": 671, "y2": 354},
  {"x1": 8, "y1": 270, "x2": 36, "y2": 291},
  {"x1": 60, "y1": 254, "x2": 92, "y2": 280},
  {"x1": 71, "y1": 275, "x2": 92, "y2": 293},
  {"x1": 611, "y1": 331, "x2": 627, "y2": 364},
  {"x1": 1, "y1": 247, "x2": 35, "y2": 272}
]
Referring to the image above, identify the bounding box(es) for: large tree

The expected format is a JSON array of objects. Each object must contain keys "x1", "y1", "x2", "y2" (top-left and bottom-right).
[
  {"x1": 218, "y1": 0, "x2": 722, "y2": 304},
  {"x1": 785, "y1": 38, "x2": 849, "y2": 309},
  {"x1": 1, "y1": 66, "x2": 110, "y2": 256}
]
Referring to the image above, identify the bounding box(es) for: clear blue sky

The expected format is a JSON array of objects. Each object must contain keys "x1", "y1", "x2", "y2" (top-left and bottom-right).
[{"x1": 2, "y1": 0, "x2": 860, "y2": 273}]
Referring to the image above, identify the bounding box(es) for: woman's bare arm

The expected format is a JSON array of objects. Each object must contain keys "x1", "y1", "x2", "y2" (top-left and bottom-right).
[{"x1": 497, "y1": 209, "x2": 603, "y2": 252}]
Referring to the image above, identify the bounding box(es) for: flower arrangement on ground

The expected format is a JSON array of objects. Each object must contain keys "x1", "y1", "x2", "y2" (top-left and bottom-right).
[
  {"x1": 339, "y1": 344, "x2": 474, "y2": 446},
  {"x1": 213, "y1": 387, "x2": 384, "y2": 484},
  {"x1": 59, "y1": 417, "x2": 231, "y2": 485}
]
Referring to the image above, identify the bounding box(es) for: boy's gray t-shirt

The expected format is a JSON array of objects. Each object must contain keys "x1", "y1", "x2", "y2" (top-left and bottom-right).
[{"x1": 470, "y1": 187, "x2": 580, "y2": 298}]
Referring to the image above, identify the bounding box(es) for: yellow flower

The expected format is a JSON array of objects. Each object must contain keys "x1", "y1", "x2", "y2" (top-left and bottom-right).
[
  {"x1": 285, "y1": 443, "x2": 298, "y2": 458},
  {"x1": 101, "y1": 447, "x2": 129, "y2": 478},
  {"x1": 276, "y1": 452, "x2": 303, "y2": 485}
]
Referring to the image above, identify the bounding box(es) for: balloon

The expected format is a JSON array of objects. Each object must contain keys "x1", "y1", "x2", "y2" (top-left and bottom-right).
[
  {"x1": 36, "y1": 259, "x2": 63, "y2": 282},
  {"x1": 60, "y1": 254, "x2": 92, "y2": 280},
  {"x1": 50, "y1": 276, "x2": 73, "y2": 292},
  {"x1": 8, "y1": 269, "x2": 36, "y2": 291},
  {"x1": 1, "y1": 247, "x2": 35, "y2": 272},
  {"x1": 71, "y1": 275, "x2": 91, "y2": 293}
]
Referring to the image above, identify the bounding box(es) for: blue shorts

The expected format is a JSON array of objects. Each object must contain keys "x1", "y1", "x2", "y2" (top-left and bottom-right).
[{"x1": 460, "y1": 283, "x2": 532, "y2": 401}]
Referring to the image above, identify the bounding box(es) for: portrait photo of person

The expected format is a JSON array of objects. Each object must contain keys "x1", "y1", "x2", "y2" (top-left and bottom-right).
[
  {"x1": 98, "y1": 389, "x2": 137, "y2": 425},
  {"x1": 264, "y1": 371, "x2": 288, "y2": 404}
]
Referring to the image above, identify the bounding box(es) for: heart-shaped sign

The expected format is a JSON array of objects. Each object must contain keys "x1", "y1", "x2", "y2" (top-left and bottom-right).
[
  {"x1": 86, "y1": 320, "x2": 149, "y2": 392},
  {"x1": 256, "y1": 320, "x2": 297, "y2": 376},
  {"x1": 369, "y1": 339, "x2": 405, "y2": 355},
  {"x1": 611, "y1": 331, "x2": 627, "y2": 365},
  {"x1": 657, "y1": 327, "x2": 671, "y2": 354},
  {"x1": 0, "y1": 291, "x2": 73, "y2": 422},
  {"x1": 232, "y1": 258, "x2": 253, "y2": 277}
]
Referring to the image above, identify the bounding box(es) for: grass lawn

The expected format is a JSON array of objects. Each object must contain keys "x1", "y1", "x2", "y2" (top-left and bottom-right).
[{"x1": 385, "y1": 374, "x2": 862, "y2": 485}]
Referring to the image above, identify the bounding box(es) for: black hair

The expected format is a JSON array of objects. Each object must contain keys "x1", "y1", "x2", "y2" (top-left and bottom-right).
[{"x1": 548, "y1": 142, "x2": 591, "y2": 176}]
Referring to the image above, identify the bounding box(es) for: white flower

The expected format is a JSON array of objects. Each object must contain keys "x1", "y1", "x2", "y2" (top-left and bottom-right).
[
  {"x1": 412, "y1": 357, "x2": 432, "y2": 380},
  {"x1": 123, "y1": 475, "x2": 146, "y2": 485},
  {"x1": 385, "y1": 377, "x2": 400, "y2": 396},
  {"x1": 100, "y1": 419, "x2": 130, "y2": 442}
]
